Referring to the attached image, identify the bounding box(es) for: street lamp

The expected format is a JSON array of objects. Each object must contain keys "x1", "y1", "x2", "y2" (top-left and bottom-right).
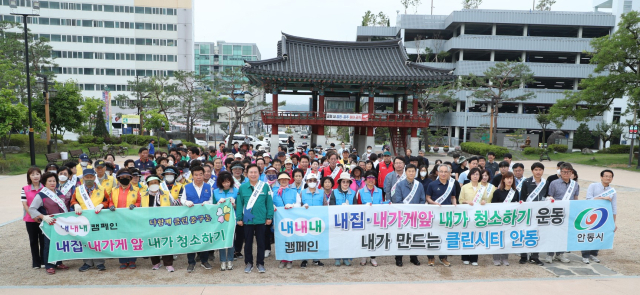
[{"x1": 11, "y1": 0, "x2": 41, "y2": 166}]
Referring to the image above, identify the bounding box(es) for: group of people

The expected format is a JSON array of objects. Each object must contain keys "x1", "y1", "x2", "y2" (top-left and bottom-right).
[{"x1": 21, "y1": 140, "x2": 618, "y2": 275}]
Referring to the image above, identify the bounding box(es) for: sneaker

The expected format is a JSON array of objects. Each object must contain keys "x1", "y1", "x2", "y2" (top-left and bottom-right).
[
  {"x1": 227, "y1": 261, "x2": 234, "y2": 270},
  {"x1": 244, "y1": 263, "x2": 253, "y2": 273},
  {"x1": 33, "y1": 266, "x2": 40, "y2": 269},
  {"x1": 257, "y1": 264, "x2": 266, "y2": 273},
  {"x1": 334, "y1": 260, "x2": 341, "y2": 266},
  {"x1": 344, "y1": 259, "x2": 352, "y2": 266},
  {"x1": 78, "y1": 264, "x2": 92, "y2": 272},
  {"x1": 201, "y1": 262, "x2": 212, "y2": 270},
  {"x1": 557, "y1": 254, "x2": 570, "y2": 263},
  {"x1": 545, "y1": 256, "x2": 553, "y2": 264},
  {"x1": 440, "y1": 258, "x2": 451, "y2": 267},
  {"x1": 463, "y1": 260, "x2": 470, "y2": 265},
  {"x1": 221, "y1": 261, "x2": 227, "y2": 271},
  {"x1": 235, "y1": 252, "x2": 243, "y2": 260},
  {"x1": 428, "y1": 258, "x2": 435, "y2": 266},
  {"x1": 120, "y1": 263, "x2": 128, "y2": 270},
  {"x1": 410, "y1": 258, "x2": 421, "y2": 266},
  {"x1": 187, "y1": 264, "x2": 195, "y2": 273},
  {"x1": 502, "y1": 259, "x2": 510, "y2": 266},
  {"x1": 471, "y1": 262, "x2": 478, "y2": 266},
  {"x1": 46, "y1": 268, "x2": 55, "y2": 275},
  {"x1": 530, "y1": 258, "x2": 545, "y2": 266},
  {"x1": 313, "y1": 261, "x2": 324, "y2": 267},
  {"x1": 152, "y1": 263, "x2": 162, "y2": 270},
  {"x1": 56, "y1": 264, "x2": 69, "y2": 270},
  {"x1": 96, "y1": 264, "x2": 106, "y2": 271},
  {"x1": 371, "y1": 259, "x2": 378, "y2": 267},
  {"x1": 286, "y1": 262, "x2": 293, "y2": 269},
  {"x1": 166, "y1": 266, "x2": 175, "y2": 272},
  {"x1": 590, "y1": 255, "x2": 601, "y2": 263},
  {"x1": 129, "y1": 262, "x2": 136, "y2": 269},
  {"x1": 300, "y1": 261, "x2": 308, "y2": 268},
  {"x1": 583, "y1": 258, "x2": 590, "y2": 264},
  {"x1": 264, "y1": 250, "x2": 271, "y2": 258},
  {"x1": 360, "y1": 258, "x2": 367, "y2": 266},
  {"x1": 493, "y1": 260, "x2": 501, "y2": 266},
  {"x1": 278, "y1": 261, "x2": 286, "y2": 269},
  {"x1": 519, "y1": 258, "x2": 528, "y2": 264},
  {"x1": 173, "y1": 255, "x2": 178, "y2": 260}
]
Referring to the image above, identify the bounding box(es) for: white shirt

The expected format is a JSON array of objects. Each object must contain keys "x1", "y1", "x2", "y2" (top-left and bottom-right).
[{"x1": 180, "y1": 182, "x2": 212, "y2": 205}]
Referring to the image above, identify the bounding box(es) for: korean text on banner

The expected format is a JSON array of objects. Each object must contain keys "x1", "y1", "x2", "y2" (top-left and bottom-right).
[
  {"x1": 274, "y1": 200, "x2": 615, "y2": 260},
  {"x1": 41, "y1": 201, "x2": 236, "y2": 262}
]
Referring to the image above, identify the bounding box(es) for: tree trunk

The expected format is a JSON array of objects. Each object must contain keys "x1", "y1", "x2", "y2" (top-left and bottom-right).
[{"x1": 493, "y1": 105, "x2": 499, "y2": 145}]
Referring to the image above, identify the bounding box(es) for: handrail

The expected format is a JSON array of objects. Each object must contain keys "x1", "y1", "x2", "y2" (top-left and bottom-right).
[{"x1": 261, "y1": 111, "x2": 430, "y2": 122}]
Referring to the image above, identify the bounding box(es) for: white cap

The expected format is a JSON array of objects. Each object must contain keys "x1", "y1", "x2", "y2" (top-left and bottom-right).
[
  {"x1": 306, "y1": 173, "x2": 318, "y2": 180},
  {"x1": 338, "y1": 172, "x2": 352, "y2": 182},
  {"x1": 264, "y1": 153, "x2": 272, "y2": 158},
  {"x1": 234, "y1": 153, "x2": 242, "y2": 158}
]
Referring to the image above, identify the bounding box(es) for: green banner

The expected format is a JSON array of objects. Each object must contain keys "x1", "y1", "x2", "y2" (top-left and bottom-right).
[{"x1": 41, "y1": 201, "x2": 236, "y2": 262}]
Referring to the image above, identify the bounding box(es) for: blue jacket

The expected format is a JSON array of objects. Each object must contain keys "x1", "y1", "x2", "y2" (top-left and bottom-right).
[
  {"x1": 330, "y1": 188, "x2": 356, "y2": 205},
  {"x1": 301, "y1": 188, "x2": 325, "y2": 206},
  {"x1": 357, "y1": 186, "x2": 387, "y2": 204},
  {"x1": 213, "y1": 187, "x2": 238, "y2": 203},
  {"x1": 272, "y1": 187, "x2": 299, "y2": 207},
  {"x1": 392, "y1": 179, "x2": 426, "y2": 204},
  {"x1": 183, "y1": 183, "x2": 212, "y2": 204}
]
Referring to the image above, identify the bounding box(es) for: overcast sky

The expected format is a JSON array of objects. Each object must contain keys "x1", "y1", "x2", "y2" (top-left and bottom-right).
[{"x1": 193, "y1": 0, "x2": 598, "y2": 104}]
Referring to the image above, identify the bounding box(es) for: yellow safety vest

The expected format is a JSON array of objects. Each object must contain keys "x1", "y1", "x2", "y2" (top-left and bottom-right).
[
  {"x1": 96, "y1": 175, "x2": 115, "y2": 196},
  {"x1": 141, "y1": 189, "x2": 172, "y2": 207},
  {"x1": 110, "y1": 186, "x2": 139, "y2": 207},
  {"x1": 168, "y1": 182, "x2": 184, "y2": 201},
  {"x1": 74, "y1": 185, "x2": 105, "y2": 210}
]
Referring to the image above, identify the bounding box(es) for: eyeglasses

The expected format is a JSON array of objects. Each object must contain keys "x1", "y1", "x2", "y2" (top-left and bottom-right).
[
  {"x1": 560, "y1": 170, "x2": 572, "y2": 175},
  {"x1": 366, "y1": 176, "x2": 376, "y2": 179}
]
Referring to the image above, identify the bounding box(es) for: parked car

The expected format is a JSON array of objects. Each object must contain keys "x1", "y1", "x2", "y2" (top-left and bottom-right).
[
  {"x1": 225, "y1": 134, "x2": 270, "y2": 150},
  {"x1": 278, "y1": 133, "x2": 290, "y2": 146},
  {"x1": 195, "y1": 139, "x2": 208, "y2": 147},
  {"x1": 300, "y1": 130, "x2": 310, "y2": 139}
]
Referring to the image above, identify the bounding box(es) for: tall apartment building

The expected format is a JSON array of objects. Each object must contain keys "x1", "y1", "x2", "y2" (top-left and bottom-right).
[
  {"x1": 0, "y1": 0, "x2": 194, "y2": 118},
  {"x1": 356, "y1": 9, "x2": 616, "y2": 148},
  {"x1": 194, "y1": 41, "x2": 264, "y2": 137}
]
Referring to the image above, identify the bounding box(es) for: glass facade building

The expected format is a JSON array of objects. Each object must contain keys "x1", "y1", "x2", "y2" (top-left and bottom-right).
[{"x1": 194, "y1": 41, "x2": 261, "y2": 79}]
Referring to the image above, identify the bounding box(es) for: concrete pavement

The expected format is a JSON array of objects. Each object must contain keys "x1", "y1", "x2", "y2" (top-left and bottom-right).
[{"x1": 1, "y1": 276, "x2": 638, "y2": 294}]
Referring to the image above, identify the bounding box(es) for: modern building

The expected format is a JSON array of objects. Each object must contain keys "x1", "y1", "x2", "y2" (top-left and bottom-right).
[
  {"x1": 1, "y1": 0, "x2": 194, "y2": 120},
  {"x1": 356, "y1": 9, "x2": 617, "y2": 148},
  {"x1": 193, "y1": 41, "x2": 264, "y2": 138}
]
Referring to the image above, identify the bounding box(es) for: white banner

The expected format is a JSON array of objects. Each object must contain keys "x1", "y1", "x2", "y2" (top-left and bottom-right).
[
  {"x1": 326, "y1": 113, "x2": 369, "y2": 121},
  {"x1": 274, "y1": 200, "x2": 615, "y2": 260}
]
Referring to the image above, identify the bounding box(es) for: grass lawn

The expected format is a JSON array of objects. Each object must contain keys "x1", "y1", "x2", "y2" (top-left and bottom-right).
[{"x1": 520, "y1": 151, "x2": 640, "y2": 172}]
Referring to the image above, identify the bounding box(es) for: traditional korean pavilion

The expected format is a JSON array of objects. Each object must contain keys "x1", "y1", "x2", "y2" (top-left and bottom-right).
[{"x1": 242, "y1": 33, "x2": 455, "y2": 155}]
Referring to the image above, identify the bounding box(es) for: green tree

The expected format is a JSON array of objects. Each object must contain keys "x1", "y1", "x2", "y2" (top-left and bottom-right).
[
  {"x1": 535, "y1": 0, "x2": 556, "y2": 11},
  {"x1": 142, "y1": 109, "x2": 170, "y2": 143},
  {"x1": 361, "y1": 10, "x2": 374, "y2": 26},
  {"x1": 114, "y1": 76, "x2": 155, "y2": 135},
  {"x1": 169, "y1": 71, "x2": 218, "y2": 143},
  {"x1": 417, "y1": 84, "x2": 457, "y2": 146},
  {"x1": 33, "y1": 81, "x2": 83, "y2": 151},
  {"x1": 78, "y1": 97, "x2": 104, "y2": 135},
  {"x1": 93, "y1": 108, "x2": 109, "y2": 138},
  {"x1": 462, "y1": 0, "x2": 483, "y2": 9},
  {"x1": 593, "y1": 122, "x2": 624, "y2": 148},
  {"x1": 549, "y1": 11, "x2": 640, "y2": 125},
  {"x1": 462, "y1": 61, "x2": 536, "y2": 145},
  {"x1": 0, "y1": 87, "x2": 45, "y2": 158},
  {"x1": 574, "y1": 123, "x2": 595, "y2": 149}
]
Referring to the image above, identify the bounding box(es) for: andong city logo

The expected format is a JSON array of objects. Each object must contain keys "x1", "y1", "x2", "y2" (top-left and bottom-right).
[
  {"x1": 574, "y1": 208, "x2": 609, "y2": 230},
  {"x1": 278, "y1": 218, "x2": 325, "y2": 237}
]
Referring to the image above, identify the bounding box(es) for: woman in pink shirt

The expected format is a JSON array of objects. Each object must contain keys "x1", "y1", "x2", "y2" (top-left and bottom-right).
[{"x1": 22, "y1": 167, "x2": 44, "y2": 269}]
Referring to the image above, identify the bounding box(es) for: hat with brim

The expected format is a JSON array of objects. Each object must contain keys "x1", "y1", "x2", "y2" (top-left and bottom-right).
[
  {"x1": 116, "y1": 170, "x2": 132, "y2": 178},
  {"x1": 266, "y1": 166, "x2": 277, "y2": 173},
  {"x1": 145, "y1": 175, "x2": 162, "y2": 184},
  {"x1": 234, "y1": 153, "x2": 242, "y2": 158},
  {"x1": 231, "y1": 165, "x2": 244, "y2": 170},
  {"x1": 306, "y1": 173, "x2": 318, "y2": 180},
  {"x1": 278, "y1": 173, "x2": 291, "y2": 180},
  {"x1": 338, "y1": 172, "x2": 352, "y2": 182},
  {"x1": 458, "y1": 156, "x2": 467, "y2": 164},
  {"x1": 82, "y1": 169, "x2": 96, "y2": 177},
  {"x1": 383, "y1": 151, "x2": 392, "y2": 156},
  {"x1": 284, "y1": 159, "x2": 293, "y2": 165}
]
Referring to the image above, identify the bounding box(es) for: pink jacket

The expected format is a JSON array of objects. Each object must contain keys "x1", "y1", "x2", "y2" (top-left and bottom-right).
[
  {"x1": 22, "y1": 184, "x2": 42, "y2": 222},
  {"x1": 350, "y1": 178, "x2": 366, "y2": 192}
]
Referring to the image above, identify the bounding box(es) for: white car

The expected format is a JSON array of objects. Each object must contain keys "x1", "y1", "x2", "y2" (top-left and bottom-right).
[
  {"x1": 225, "y1": 134, "x2": 270, "y2": 150},
  {"x1": 195, "y1": 139, "x2": 208, "y2": 147}
]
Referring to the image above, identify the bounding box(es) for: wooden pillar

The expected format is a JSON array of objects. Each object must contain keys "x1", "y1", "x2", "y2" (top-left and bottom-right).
[
  {"x1": 312, "y1": 92, "x2": 318, "y2": 135},
  {"x1": 355, "y1": 94, "x2": 361, "y2": 134},
  {"x1": 402, "y1": 95, "x2": 408, "y2": 113},
  {"x1": 272, "y1": 91, "x2": 278, "y2": 135},
  {"x1": 368, "y1": 94, "x2": 374, "y2": 114},
  {"x1": 317, "y1": 90, "x2": 325, "y2": 136},
  {"x1": 411, "y1": 97, "x2": 418, "y2": 137},
  {"x1": 393, "y1": 95, "x2": 399, "y2": 114}
]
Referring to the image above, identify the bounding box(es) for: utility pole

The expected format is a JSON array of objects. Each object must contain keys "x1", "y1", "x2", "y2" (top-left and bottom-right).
[
  {"x1": 463, "y1": 96, "x2": 468, "y2": 143},
  {"x1": 431, "y1": 0, "x2": 434, "y2": 15}
]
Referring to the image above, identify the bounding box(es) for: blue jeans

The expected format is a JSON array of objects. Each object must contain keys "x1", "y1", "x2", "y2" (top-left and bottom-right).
[
  {"x1": 219, "y1": 247, "x2": 234, "y2": 262},
  {"x1": 187, "y1": 251, "x2": 209, "y2": 265},
  {"x1": 119, "y1": 258, "x2": 137, "y2": 264},
  {"x1": 42, "y1": 237, "x2": 60, "y2": 270}
]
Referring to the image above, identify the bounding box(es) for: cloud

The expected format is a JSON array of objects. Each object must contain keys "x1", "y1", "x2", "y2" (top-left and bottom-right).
[{"x1": 53, "y1": 216, "x2": 91, "y2": 237}]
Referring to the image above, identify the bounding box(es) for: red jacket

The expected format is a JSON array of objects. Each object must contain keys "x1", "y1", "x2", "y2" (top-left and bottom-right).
[
  {"x1": 321, "y1": 165, "x2": 342, "y2": 189},
  {"x1": 377, "y1": 161, "x2": 393, "y2": 188}
]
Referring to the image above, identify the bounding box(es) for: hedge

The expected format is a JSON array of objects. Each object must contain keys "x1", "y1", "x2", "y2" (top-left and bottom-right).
[
  {"x1": 549, "y1": 144, "x2": 568, "y2": 153},
  {"x1": 120, "y1": 135, "x2": 167, "y2": 147},
  {"x1": 8, "y1": 134, "x2": 48, "y2": 153},
  {"x1": 524, "y1": 147, "x2": 544, "y2": 155},
  {"x1": 600, "y1": 144, "x2": 639, "y2": 154},
  {"x1": 460, "y1": 142, "x2": 509, "y2": 158}
]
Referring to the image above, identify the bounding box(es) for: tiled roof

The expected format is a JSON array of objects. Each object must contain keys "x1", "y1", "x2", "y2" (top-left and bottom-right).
[{"x1": 243, "y1": 33, "x2": 454, "y2": 83}]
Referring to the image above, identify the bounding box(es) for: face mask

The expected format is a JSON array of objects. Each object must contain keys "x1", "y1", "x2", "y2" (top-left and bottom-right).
[
  {"x1": 267, "y1": 174, "x2": 277, "y2": 181},
  {"x1": 557, "y1": 169, "x2": 561, "y2": 175},
  {"x1": 298, "y1": 149, "x2": 302, "y2": 153},
  {"x1": 176, "y1": 175, "x2": 183, "y2": 182},
  {"x1": 308, "y1": 182, "x2": 318, "y2": 189},
  {"x1": 106, "y1": 171, "x2": 112, "y2": 176},
  {"x1": 367, "y1": 149, "x2": 372, "y2": 153},
  {"x1": 58, "y1": 175, "x2": 68, "y2": 182},
  {"x1": 48, "y1": 170, "x2": 57, "y2": 174},
  {"x1": 420, "y1": 171, "x2": 427, "y2": 177},
  {"x1": 184, "y1": 168, "x2": 190, "y2": 174},
  {"x1": 80, "y1": 162, "x2": 88, "y2": 167},
  {"x1": 149, "y1": 184, "x2": 160, "y2": 192},
  {"x1": 84, "y1": 180, "x2": 95, "y2": 187},
  {"x1": 168, "y1": 160, "x2": 174, "y2": 165},
  {"x1": 165, "y1": 175, "x2": 175, "y2": 183},
  {"x1": 350, "y1": 164, "x2": 356, "y2": 170},
  {"x1": 119, "y1": 178, "x2": 131, "y2": 186}
]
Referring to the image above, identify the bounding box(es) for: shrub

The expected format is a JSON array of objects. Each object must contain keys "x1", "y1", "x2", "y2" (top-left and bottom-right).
[
  {"x1": 8, "y1": 134, "x2": 47, "y2": 153},
  {"x1": 549, "y1": 144, "x2": 568, "y2": 153},
  {"x1": 0, "y1": 157, "x2": 28, "y2": 174},
  {"x1": 78, "y1": 135, "x2": 95, "y2": 144},
  {"x1": 524, "y1": 147, "x2": 544, "y2": 155},
  {"x1": 460, "y1": 142, "x2": 509, "y2": 158},
  {"x1": 182, "y1": 141, "x2": 200, "y2": 149},
  {"x1": 120, "y1": 135, "x2": 167, "y2": 147},
  {"x1": 600, "y1": 144, "x2": 639, "y2": 154}
]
